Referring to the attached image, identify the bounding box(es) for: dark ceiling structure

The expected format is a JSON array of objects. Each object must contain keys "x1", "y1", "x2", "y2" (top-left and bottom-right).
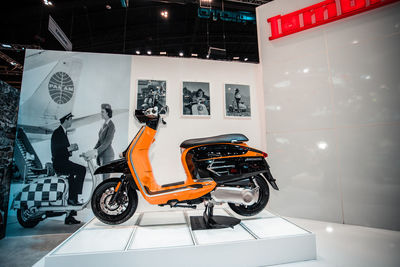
[{"x1": 0, "y1": 0, "x2": 273, "y2": 89}]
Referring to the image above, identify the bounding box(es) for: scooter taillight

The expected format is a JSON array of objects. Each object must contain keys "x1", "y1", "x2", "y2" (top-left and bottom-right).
[{"x1": 262, "y1": 152, "x2": 268, "y2": 158}]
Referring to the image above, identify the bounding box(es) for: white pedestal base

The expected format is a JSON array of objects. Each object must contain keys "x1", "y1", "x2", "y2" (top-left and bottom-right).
[{"x1": 37, "y1": 209, "x2": 316, "y2": 267}]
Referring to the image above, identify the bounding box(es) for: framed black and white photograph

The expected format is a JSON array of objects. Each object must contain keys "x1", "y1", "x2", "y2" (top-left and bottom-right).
[
  {"x1": 137, "y1": 80, "x2": 166, "y2": 110},
  {"x1": 225, "y1": 84, "x2": 251, "y2": 117},
  {"x1": 182, "y1": 81, "x2": 210, "y2": 116}
]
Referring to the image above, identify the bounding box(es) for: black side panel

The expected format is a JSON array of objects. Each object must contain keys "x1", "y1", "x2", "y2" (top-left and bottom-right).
[{"x1": 94, "y1": 158, "x2": 129, "y2": 174}]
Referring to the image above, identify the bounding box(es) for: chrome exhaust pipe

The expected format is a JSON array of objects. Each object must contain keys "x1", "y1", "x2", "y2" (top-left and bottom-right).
[{"x1": 211, "y1": 186, "x2": 259, "y2": 206}]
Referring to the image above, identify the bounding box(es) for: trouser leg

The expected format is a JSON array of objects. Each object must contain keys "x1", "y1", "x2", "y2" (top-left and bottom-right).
[{"x1": 63, "y1": 161, "x2": 86, "y2": 200}]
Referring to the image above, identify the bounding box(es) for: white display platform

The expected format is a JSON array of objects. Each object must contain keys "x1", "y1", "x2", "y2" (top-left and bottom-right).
[{"x1": 35, "y1": 209, "x2": 316, "y2": 267}]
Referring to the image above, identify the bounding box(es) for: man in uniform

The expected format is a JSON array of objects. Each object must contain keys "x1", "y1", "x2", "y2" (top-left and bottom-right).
[{"x1": 51, "y1": 113, "x2": 86, "y2": 224}]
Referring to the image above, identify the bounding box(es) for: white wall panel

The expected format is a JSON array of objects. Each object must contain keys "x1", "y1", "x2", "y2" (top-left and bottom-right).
[
  {"x1": 267, "y1": 129, "x2": 343, "y2": 223},
  {"x1": 257, "y1": 0, "x2": 400, "y2": 230},
  {"x1": 263, "y1": 50, "x2": 334, "y2": 132},
  {"x1": 336, "y1": 124, "x2": 400, "y2": 229},
  {"x1": 328, "y1": 33, "x2": 400, "y2": 126}
]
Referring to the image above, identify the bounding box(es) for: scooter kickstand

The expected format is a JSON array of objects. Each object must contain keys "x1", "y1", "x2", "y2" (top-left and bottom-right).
[{"x1": 189, "y1": 202, "x2": 241, "y2": 231}]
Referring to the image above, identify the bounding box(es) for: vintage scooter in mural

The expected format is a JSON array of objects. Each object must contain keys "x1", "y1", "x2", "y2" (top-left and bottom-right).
[
  {"x1": 91, "y1": 104, "x2": 278, "y2": 229},
  {"x1": 11, "y1": 153, "x2": 101, "y2": 228}
]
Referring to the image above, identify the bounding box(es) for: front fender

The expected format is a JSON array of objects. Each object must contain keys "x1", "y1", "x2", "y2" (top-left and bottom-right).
[{"x1": 94, "y1": 158, "x2": 128, "y2": 174}]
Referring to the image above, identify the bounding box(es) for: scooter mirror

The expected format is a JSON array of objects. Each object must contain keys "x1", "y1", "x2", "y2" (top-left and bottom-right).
[{"x1": 159, "y1": 105, "x2": 169, "y2": 116}]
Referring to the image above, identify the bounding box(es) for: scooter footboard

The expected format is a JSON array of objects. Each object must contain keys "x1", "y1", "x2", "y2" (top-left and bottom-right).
[{"x1": 13, "y1": 177, "x2": 67, "y2": 209}]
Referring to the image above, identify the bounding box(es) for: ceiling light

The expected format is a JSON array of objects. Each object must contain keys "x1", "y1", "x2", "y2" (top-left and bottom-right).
[
  {"x1": 161, "y1": 10, "x2": 168, "y2": 18},
  {"x1": 244, "y1": 58, "x2": 248, "y2": 61},
  {"x1": 147, "y1": 51, "x2": 152, "y2": 55},
  {"x1": 160, "y1": 51, "x2": 167, "y2": 55},
  {"x1": 106, "y1": 4, "x2": 111, "y2": 10},
  {"x1": 43, "y1": 0, "x2": 53, "y2": 6},
  {"x1": 1, "y1": 44, "x2": 12, "y2": 48},
  {"x1": 10, "y1": 62, "x2": 16, "y2": 66},
  {"x1": 136, "y1": 50, "x2": 140, "y2": 55},
  {"x1": 206, "y1": 55, "x2": 210, "y2": 59},
  {"x1": 179, "y1": 52, "x2": 184, "y2": 57},
  {"x1": 233, "y1": 56, "x2": 239, "y2": 60},
  {"x1": 191, "y1": 53, "x2": 198, "y2": 57}
]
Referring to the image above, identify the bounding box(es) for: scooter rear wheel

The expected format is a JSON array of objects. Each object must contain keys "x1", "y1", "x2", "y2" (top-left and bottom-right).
[
  {"x1": 228, "y1": 175, "x2": 270, "y2": 216},
  {"x1": 17, "y1": 207, "x2": 41, "y2": 228},
  {"x1": 91, "y1": 179, "x2": 138, "y2": 225}
]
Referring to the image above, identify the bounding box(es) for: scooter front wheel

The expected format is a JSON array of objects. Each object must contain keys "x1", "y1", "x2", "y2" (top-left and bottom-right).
[{"x1": 91, "y1": 179, "x2": 138, "y2": 225}]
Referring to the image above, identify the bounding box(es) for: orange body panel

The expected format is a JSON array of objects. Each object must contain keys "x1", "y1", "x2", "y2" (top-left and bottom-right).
[{"x1": 126, "y1": 126, "x2": 217, "y2": 205}]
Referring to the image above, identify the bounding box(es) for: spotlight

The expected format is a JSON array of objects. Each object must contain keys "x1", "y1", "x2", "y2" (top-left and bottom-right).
[
  {"x1": 136, "y1": 50, "x2": 140, "y2": 55},
  {"x1": 161, "y1": 10, "x2": 168, "y2": 18},
  {"x1": 10, "y1": 62, "x2": 16, "y2": 66},
  {"x1": 244, "y1": 58, "x2": 248, "y2": 61},
  {"x1": 106, "y1": 4, "x2": 112, "y2": 10},
  {"x1": 179, "y1": 52, "x2": 184, "y2": 57},
  {"x1": 43, "y1": 0, "x2": 53, "y2": 6},
  {"x1": 233, "y1": 56, "x2": 239, "y2": 60},
  {"x1": 147, "y1": 51, "x2": 152, "y2": 55},
  {"x1": 1, "y1": 44, "x2": 12, "y2": 48},
  {"x1": 160, "y1": 51, "x2": 167, "y2": 55},
  {"x1": 191, "y1": 53, "x2": 198, "y2": 57}
]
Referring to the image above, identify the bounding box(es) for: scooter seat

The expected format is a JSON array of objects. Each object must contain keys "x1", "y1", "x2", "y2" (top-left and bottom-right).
[
  {"x1": 30, "y1": 168, "x2": 48, "y2": 175},
  {"x1": 180, "y1": 134, "x2": 249, "y2": 148}
]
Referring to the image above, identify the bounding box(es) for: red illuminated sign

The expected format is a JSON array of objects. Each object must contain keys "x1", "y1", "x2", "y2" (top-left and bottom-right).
[{"x1": 267, "y1": 0, "x2": 399, "y2": 40}]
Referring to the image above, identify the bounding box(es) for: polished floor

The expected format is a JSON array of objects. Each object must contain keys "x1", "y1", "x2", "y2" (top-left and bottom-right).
[{"x1": 0, "y1": 213, "x2": 399, "y2": 267}]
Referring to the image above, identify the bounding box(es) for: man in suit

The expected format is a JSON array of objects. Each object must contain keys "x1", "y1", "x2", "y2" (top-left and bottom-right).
[{"x1": 51, "y1": 113, "x2": 86, "y2": 225}]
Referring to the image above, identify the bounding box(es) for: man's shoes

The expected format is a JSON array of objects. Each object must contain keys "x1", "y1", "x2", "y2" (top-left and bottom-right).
[
  {"x1": 67, "y1": 199, "x2": 83, "y2": 206},
  {"x1": 65, "y1": 215, "x2": 81, "y2": 225}
]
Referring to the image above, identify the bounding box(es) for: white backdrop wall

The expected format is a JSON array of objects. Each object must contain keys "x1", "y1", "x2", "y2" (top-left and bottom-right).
[
  {"x1": 129, "y1": 56, "x2": 266, "y2": 211},
  {"x1": 257, "y1": 0, "x2": 400, "y2": 230}
]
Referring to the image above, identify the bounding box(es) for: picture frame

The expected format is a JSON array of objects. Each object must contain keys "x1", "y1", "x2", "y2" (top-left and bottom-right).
[
  {"x1": 182, "y1": 81, "x2": 211, "y2": 117},
  {"x1": 136, "y1": 79, "x2": 167, "y2": 110},
  {"x1": 224, "y1": 83, "x2": 251, "y2": 118}
]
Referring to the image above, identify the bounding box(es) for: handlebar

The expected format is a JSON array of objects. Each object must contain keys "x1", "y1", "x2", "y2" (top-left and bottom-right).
[{"x1": 143, "y1": 105, "x2": 169, "y2": 118}]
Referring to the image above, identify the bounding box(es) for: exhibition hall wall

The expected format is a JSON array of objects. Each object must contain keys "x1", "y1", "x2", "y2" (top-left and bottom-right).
[
  {"x1": 5, "y1": 49, "x2": 265, "y2": 234},
  {"x1": 129, "y1": 56, "x2": 265, "y2": 211},
  {"x1": 257, "y1": 0, "x2": 400, "y2": 230}
]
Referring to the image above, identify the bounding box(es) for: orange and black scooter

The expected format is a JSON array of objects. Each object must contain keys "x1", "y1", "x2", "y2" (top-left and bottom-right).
[{"x1": 91, "y1": 106, "x2": 278, "y2": 229}]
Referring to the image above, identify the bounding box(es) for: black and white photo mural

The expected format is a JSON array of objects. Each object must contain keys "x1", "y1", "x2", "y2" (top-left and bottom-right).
[
  {"x1": 136, "y1": 80, "x2": 166, "y2": 110},
  {"x1": 7, "y1": 49, "x2": 131, "y2": 235},
  {"x1": 225, "y1": 84, "x2": 251, "y2": 117},
  {"x1": 182, "y1": 81, "x2": 210, "y2": 116}
]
